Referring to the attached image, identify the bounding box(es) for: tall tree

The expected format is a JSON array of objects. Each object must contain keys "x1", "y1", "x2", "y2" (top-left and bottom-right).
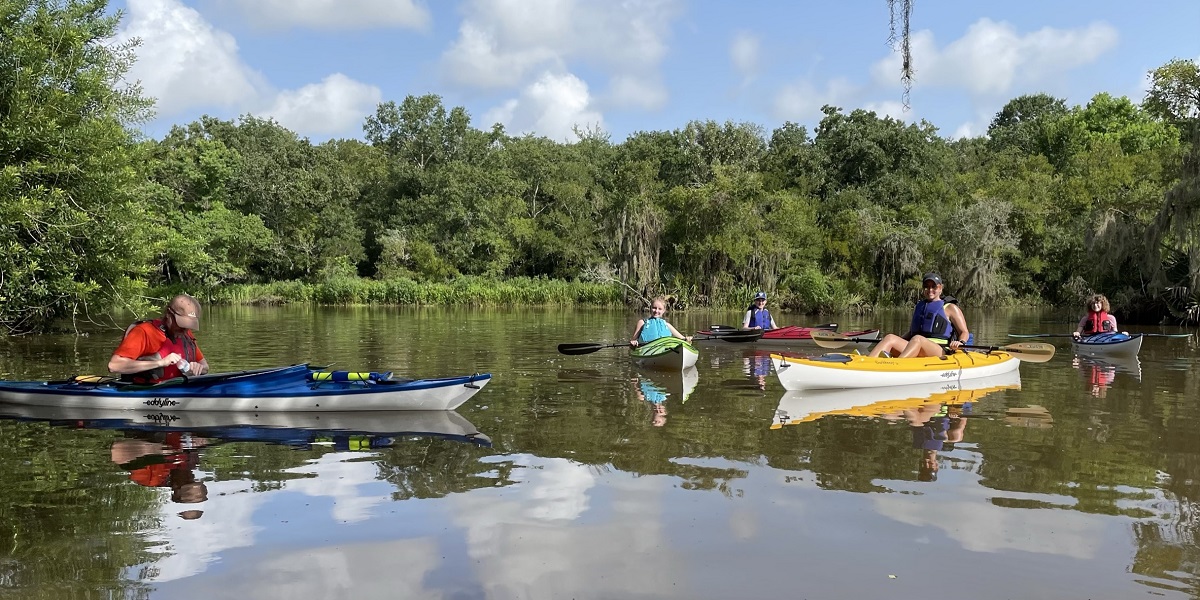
[{"x1": 0, "y1": 0, "x2": 153, "y2": 332}]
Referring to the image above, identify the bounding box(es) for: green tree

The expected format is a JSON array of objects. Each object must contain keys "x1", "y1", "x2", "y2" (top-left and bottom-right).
[{"x1": 0, "y1": 0, "x2": 155, "y2": 333}]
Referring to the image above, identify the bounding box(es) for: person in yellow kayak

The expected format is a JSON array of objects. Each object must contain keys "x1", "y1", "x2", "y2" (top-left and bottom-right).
[
  {"x1": 630, "y1": 297, "x2": 693, "y2": 347},
  {"x1": 108, "y1": 294, "x2": 210, "y2": 383},
  {"x1": 1072, "y1": 294, "x2": 1128, "y2": 340},
  {"x1": 868, "y1": 273, "x2": 971, "y2": 358},
  {"x1": 742, "y1": 291, "x2": 779, "y2": 329}
]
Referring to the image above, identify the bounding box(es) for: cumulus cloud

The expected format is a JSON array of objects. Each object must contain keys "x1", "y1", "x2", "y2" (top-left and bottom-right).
[
  {"x1": 117, "y1": 0, "x2": 266, "y2": 116},
  {"x1": 871, "y1": 18, "x2": 1118, "y2": 97},
  {"x1": 772, "y1": 77, "x2": 859, "y2": 123},
  {"x1": 607, "y1": 74, "x2": 668, "y2": 111},
  {"x1": 211, "y1": 0, "x2": 431, "y2": 31},
  {"x1": 730, "y1": 31, "x2": 761, "y2": 82},
  {"x1": 263, "y1": 74, "x2": 383, "y2": 137},
  {"x1": 117, "y1": 0, "x2": 380, "y2": 139},
  {"x1": 483, "y1": 72, "x2": 604, "y2": 141},
  {"x1": 442, "y1": 0, "x2": 681, "y2": 110}
]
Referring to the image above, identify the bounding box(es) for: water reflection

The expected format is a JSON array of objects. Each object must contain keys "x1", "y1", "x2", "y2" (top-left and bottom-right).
[
  {"x1": 632, "y1": 367, "x2": 699, "y2": 426},
  {"x1": 1072, "y1": 354, "x2": 1142, "y2": 398},
  {"x1": 773, "y1": 371, "x2": 1023, "y2": 483},
  {"x1": 742, "y1": 349, "x2": 775, "y2": 390}
]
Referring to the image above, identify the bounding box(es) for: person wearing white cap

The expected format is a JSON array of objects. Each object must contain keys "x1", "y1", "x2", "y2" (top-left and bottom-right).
[
  {"x1": 108, "y1": 294, "x2": 210, "y2": 383},
  {"x1": 742, "y1": 291, "x2": 779, "y2": 330},
  {"x1": 868, "y1": 273, "x2": 970, "y2": 358}
]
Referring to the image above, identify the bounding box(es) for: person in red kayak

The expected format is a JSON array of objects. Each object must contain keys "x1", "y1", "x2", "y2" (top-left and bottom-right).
[
  {"x1": 868, "y1": 273, "x2": 970, "y2": 358},
  {"x1": 108, "y1": 294, "x2": 210, "y2": 383},
  {"x1": 1072, "y1": 294, "x2": 1128, "y2": 340},
  {"x1": 742, "y1": 291, "x2": 779, "y2": 330}
]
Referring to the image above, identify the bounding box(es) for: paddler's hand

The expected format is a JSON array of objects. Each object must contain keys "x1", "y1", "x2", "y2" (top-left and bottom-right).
[
  {"x1": 948, "y1": 339, "x2": 963, "y2": 350},
  {"x1": 160, "y1": 352, "x2": 183, "y2": 368},
  {"x1": 1072, "y1": 332, "x2": 1081, "y2": 340},
  {"x1": 630, "y1": 340, "x2": 639, "y2": 347},
  {"x1": 685, "y1": 335, "x2": 693, "y2": 342}
]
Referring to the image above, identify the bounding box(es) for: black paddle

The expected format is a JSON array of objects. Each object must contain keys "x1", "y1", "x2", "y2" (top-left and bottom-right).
[
  {"x1": 695, "y1": 330, "x2": 764, "y2": 343},
  {"x1": 1008, "y1": 332, "x2": 1190, "y2": 339},
  {"x1": 557, "y1": 342, "x2": 629, "y2": 356},
  {"x1": 809, "y1": 330, "x2": 1057, "y2": 363}
]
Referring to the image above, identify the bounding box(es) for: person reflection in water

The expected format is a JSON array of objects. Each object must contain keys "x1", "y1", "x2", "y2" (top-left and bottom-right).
[
  {"x1": 744, "y1": 352, "x2": 772, "y2": 390},
  {"x1": 899, "y1": 403, "x2": 969, "y2": 482},
  {"x1": 1072, "y1": 357, "x2": 1115, "y2": 398},
  {"x1": 633, "y1": 376, "x2": 669, "y2": 427},
  {"x1": 110, "y1": 431, "x2": 210, "y2": 519}
]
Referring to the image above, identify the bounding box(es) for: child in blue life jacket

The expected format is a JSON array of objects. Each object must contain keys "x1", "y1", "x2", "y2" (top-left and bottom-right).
[
  {"x1": 742, "y1": 291, "x2": 779, "y2": 329},
  {"x1": 630, "y1": 297, "x2": 693, "y2": 347}
]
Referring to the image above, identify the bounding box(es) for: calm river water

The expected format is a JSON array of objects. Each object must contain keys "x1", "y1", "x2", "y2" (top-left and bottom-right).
[{"x1": 0, "y1": 306, "x2": 1198, "y2": 599}]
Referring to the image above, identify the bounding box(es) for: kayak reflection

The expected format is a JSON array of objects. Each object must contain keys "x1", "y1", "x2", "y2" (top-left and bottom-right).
[
  {"x1": 771, "y1": 371, "x2": 1022, "y2": 482},
  {"x1": 1071, "y1": 354, "x2": 1142, "y2": 398},
  {"x1": 632, "y1": 367, "x2": 699, "y2": 427}
]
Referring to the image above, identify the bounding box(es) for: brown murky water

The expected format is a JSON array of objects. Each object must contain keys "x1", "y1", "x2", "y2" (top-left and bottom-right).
[{"x1": 0, "y1": 305, "x2": 1197, "y2": 599}]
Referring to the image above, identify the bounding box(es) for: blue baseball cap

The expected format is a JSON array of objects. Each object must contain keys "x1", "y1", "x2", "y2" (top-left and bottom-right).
[{"x1": 754, "y1": 291, "x2": 767, "y2": 300}]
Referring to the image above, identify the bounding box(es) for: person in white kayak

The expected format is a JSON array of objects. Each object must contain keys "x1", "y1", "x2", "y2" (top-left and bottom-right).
[
  {"x1": 742, "y1": 291, "x2": 780, "y2": 330},
  {"x1": 630, "y1": 297, "x2": 693, "y2": 347},
  {"x1": 1072, "y1": 294, "x2": 1128, "y2": 340}
]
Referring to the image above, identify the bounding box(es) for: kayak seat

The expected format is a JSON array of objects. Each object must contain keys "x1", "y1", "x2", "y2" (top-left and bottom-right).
[{"x1": 811, "y1": 353, "x2": 853, "y2": 363}]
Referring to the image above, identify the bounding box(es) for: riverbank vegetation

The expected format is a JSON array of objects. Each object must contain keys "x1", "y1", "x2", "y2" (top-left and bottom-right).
[{"x1": 2, "y1": 1, "x2": 1199, "y2": 332}]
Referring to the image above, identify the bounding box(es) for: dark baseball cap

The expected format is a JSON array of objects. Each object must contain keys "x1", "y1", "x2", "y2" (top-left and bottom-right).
[
  {"x1": 922, "y1": 273, "x2": 943, "y2": 286},
  {"x1": 754, "y1": 291, "x2": 767, "y2": 300}
]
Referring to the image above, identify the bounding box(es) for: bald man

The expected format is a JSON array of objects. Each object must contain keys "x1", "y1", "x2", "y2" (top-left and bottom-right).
[{"x1": 109, "y1": 294, "x2": 210, "y2": 383}]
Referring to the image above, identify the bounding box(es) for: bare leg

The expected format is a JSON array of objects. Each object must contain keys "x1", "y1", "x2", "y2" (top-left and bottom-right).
[
  {"x1": 868, "y1": 334, "x2": 909, "y2": 357},
  {"x1": 897, "y1": 335, "x2": 946, "y2": 358}
]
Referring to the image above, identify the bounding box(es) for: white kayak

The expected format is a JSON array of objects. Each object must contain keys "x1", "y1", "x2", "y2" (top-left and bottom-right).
[
  {"x1": 771, "y1": 349, "x2": 1020, "y2": 390},
  {"x1": 1072, "y1": 332, "x2": 1143, "y2": 358},
  {"x1": 631, "y1": 337, "x2": 699, "y2": 371}
]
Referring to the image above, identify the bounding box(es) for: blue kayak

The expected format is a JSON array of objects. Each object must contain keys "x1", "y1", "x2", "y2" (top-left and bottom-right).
[
  {"x1": 1072, "y1": 332, "x2": 1143, "y2": 358},
  {"x1": 0, "y1": 364, "x2": 492, "y2": 412}
]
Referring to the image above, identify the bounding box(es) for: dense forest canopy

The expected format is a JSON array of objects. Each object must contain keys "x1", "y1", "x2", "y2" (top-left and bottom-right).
[{"x1": 2, "y1": 0, "x2": 1200, "y2": 333}]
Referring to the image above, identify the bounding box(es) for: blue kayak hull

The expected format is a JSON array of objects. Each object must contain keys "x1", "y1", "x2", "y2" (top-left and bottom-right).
[{"x1": 0, "y1": 364, "x2": 492, "y2": 411}]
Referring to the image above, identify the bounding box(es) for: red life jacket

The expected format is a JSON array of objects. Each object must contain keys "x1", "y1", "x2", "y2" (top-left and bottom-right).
[
  {"x1": 123, "y1": 319, "x2": 199, "y2": 384},
  {"x1": 1083, "y1": 311, "x2": 1113, "y2": 335}
]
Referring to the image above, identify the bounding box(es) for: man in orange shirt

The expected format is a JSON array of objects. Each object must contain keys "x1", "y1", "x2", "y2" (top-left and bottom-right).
[{"x1": 108, "y1": 294, "x2": 210, "y2": 383}]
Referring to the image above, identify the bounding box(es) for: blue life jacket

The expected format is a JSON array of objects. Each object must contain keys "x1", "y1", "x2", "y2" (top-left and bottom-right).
[
  {"x1": 746, "y1": 307, "x2": 773, "y2": 329},
  {"x1": 910, "y1": 299, "x2": 954, "y2": 342},
  {"x1": 638, "y1": 317, "x2": 671, "y2": 344}
]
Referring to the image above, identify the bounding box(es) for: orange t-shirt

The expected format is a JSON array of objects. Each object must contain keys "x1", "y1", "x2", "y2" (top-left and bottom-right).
[{"x1": 113, "y1": 322, "x2": 205, "y2": 362}]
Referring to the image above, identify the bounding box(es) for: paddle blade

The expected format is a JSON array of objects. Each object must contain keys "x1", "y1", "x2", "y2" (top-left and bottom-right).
[
  {"x1": 996, "y1": 342, "x2": 1056, "y2": 363},
  {"x1": 717, "y1": 330, "x2": 765, "y2": 343},
  {"x1": 557, "y1": 342, "x2": 610, "y2": 356},
  {"x1": 810, "y1": 329, "x2": 860, "y2": 348}
]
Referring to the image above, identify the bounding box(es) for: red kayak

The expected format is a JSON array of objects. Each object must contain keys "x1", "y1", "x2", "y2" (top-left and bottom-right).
[
  {"x1": 757, "y1": 325, "x2": 881, "y2": 346},
  {"x1": 696, "y1": 324, "x2": 880, "y2": 346}
]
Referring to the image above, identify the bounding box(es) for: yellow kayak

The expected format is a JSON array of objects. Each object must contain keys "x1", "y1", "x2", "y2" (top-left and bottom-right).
[{"x1": 770, "y1": 350, "x2": 1019, "y2": 391}]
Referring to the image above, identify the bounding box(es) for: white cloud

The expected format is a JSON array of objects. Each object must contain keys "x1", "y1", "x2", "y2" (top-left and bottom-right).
[
  {"x1": 871, "y1": 19, "x2": 1118, "y2": 97},
  {"x1": 772, "y1": 77, "x2": 859, "y2": 123},
  {"x1": 484, "y1": 72, "x2": 604, "y2": 141},
  {"x1": 213, "y1": 0, "x2": 430, "y2": 31},
  {"x1": 263, "y1": 74, "x2": 382, "y2": 137},
  {"x1": 606, "y1": 75, "x2": 668, "y2": 111},
  {"x1": 118, "y1": 0, "x2": 380, "y2": 139},
  {"x1": 730, "y1": 31, "x2": 761, "y2": 82},
  {"x1": 117, "y1": 0, "x2": 266, "y2": 116},
  {"x1": 442, "y1": 0, "x2": 682, "y2": 110},
  {"x1": 863, "y1": 100, "x2": 908, "y2": 121}
]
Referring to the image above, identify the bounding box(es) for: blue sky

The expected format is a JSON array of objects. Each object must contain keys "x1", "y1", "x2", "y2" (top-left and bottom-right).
[{"x1": 111, "y1": 0, "x2": 1200, "y2": 143}]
